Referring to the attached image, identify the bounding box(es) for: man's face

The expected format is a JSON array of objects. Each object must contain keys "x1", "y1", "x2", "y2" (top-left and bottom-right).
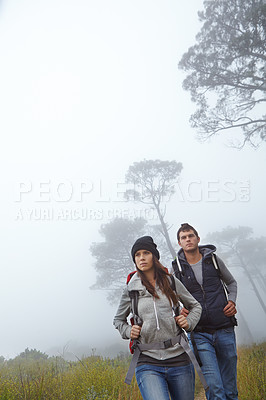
[{"x1": 178, "y1": 229, "x2": 200, "y2": 253}]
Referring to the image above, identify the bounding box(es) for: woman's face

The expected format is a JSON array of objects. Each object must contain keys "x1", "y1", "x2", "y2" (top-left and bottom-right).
[{"x1": 135, "y1": 250, "x2": 154, "y2": 272}]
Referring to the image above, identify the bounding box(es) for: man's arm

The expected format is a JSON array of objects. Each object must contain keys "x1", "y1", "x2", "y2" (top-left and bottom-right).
[
  {"x1": 216, "y1": 255, "x2": 237, "y2": 317},
  {"x1": 216, "y1": 255, "x2": 237, "y2": 304}
]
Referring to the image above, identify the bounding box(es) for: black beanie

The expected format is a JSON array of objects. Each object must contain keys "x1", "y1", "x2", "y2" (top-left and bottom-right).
[{"x1": 131, "y1": 236, "x2": 160, "y2": 262}]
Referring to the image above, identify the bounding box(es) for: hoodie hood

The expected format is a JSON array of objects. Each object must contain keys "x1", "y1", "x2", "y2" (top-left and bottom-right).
[
  {"x1": 127, "y1": 270, "x2": 148, "y2": 296},
  {"x1": 178, "y1": 244, "x2": 216, "y2": 263}
]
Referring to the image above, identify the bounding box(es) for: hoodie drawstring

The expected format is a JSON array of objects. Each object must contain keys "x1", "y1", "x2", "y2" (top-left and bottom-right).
[{"x1": 153, "y1": 297, "x2": 160, "y2": 330}]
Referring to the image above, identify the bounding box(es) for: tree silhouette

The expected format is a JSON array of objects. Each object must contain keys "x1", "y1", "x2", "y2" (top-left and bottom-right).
[
  {"x1": 237, "y1": 236, "x2": 266, "y2": 292},
  {"x1": 179, "y1": 0, "x2": 266, "y2": 147},
  {"x1": 206, "y1": 226, "x2": 266, "y2": 315},
  {"x1": 125, "y1": 159, "x2": 182, "y2": 259},
  {"x1": 90, "y1": 218, "x2": 151, "y2": 304},
  {"x1": 90, "y1": 217, "x2": 175, "y2": 304},
  {"x1": 14, "y1": 348, "x2": 48, "y2": 361}
]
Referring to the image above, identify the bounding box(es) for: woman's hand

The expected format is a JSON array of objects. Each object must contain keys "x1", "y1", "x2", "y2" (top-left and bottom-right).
[
  {"x1": 130, "y1": 324, "x2": 142, "y2": 339},
  {"x1": 175, "y1": 315, "x2": 189, "y2": 330},
  {"x1": 180, "y1": 307, "x2": 189, "y2": 317}
]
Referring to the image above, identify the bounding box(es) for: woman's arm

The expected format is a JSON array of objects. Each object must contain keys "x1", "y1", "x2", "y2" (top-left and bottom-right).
[{"x1": 113, "y1": 286, "x2": 133, "y2": 339}]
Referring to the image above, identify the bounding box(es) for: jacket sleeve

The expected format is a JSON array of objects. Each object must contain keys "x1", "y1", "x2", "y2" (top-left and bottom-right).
[
  {"x1": 173, "y1": 277, "x2": 202, "y2": 331},
  {"x1": 113, "y1": 286, "x2": 132, "y2": 339},
  {"x1": 216, "y1": 255, "x2": 237, "y2": 304}
]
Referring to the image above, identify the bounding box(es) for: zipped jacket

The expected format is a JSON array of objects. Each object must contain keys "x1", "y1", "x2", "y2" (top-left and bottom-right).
[
  {"x1": 113, "y1": 273, "x2": 201, "y2": 361},
  {"x1": 173, "y1": 245, "x2": 237, "y2": 331}
]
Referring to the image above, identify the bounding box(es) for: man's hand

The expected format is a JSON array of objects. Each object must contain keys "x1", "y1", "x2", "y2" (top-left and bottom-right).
[
  {"x1": 175, "y1": 315, "x2": 189, "y2": 330},
  {"x1": 223, "y1": 300, "x2": 237, "y2": 317},
  {"x1": 180, "y1": 307, "x2": 190, "y2": 317},
  {"x1": 130, "y1": 325, "x2": 142, "y2": 339}
]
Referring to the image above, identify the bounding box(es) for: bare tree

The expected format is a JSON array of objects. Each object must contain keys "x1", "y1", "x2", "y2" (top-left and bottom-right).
[
  {"x1": 179, "y1": 0, "x2": 266, "y2": 147},
  {"x1": 90, "y1": 217, "x2": 175, "y2": 304},
  {"x1": 125, "y1": 159, "x2": 183, "y2": 259},
  {"x1": 90, "y1": 217, "x2": 147, "y2": 304}
]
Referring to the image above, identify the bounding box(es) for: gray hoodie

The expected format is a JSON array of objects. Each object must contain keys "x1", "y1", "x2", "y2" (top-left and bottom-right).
[{"x1": 113, "y1": 273, "x2": 202, "y2": 360}]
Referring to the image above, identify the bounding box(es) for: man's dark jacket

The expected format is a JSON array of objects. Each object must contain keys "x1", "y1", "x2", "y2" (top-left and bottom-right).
[{"x1": 172, "y1": 245, "x2": 237, "y2": 331}]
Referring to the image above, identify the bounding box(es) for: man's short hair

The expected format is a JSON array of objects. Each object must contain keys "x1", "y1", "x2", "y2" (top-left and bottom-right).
[{"x1": 177, "y1": 223, "x2": 199, "y2": 241}]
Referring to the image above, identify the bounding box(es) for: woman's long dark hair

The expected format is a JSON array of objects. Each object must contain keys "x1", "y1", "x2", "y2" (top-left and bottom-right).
[{"x1": 137, "y1": 255, "x2": 179, "y2": 306}]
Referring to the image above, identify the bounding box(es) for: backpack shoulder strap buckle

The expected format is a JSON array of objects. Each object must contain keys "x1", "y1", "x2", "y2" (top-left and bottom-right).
[{"x1": 163, "y1": 339, "x2": 173, "y2": 349}]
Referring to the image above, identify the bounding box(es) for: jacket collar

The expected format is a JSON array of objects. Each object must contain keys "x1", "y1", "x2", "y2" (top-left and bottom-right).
[{"x1": 177, "y1": 244, "x2": 216, "y2": 265}]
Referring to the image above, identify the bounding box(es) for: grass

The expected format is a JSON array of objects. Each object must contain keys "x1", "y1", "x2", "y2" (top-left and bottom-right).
[
  {"x1": 237, "y1": 342, "x2": 265, "y2": 400},
  {"x1": 0, "y1": 354, "x2": 142, "y2": 400},
  {"x1": 0, "y1": 343, "x2": 264, "y2": 399}
]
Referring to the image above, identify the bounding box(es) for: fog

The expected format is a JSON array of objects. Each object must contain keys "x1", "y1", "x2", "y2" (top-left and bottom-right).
[{"x1": 0, "y1": 0, "x2": 265, "y2": 359}]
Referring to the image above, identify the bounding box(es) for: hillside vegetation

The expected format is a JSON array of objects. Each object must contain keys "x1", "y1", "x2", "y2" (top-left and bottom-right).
[{"x1": 0, "y1": 343, "x2": 264, "y2": 399}]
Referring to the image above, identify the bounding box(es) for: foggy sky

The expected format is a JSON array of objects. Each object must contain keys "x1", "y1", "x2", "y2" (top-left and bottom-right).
[{"x1": 0, "y1": 0, "x2": 265, "y2": 359}]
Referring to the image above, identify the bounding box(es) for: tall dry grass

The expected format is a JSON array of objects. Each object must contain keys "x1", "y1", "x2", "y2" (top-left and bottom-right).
[{"x1": 0, "y1": 342, "x2": 264, "y2": 399}]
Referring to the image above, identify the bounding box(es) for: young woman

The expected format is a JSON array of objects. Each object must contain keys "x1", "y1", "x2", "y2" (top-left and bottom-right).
[{"x1": 113, "y1": 236, "x2": 202, "y2": 400}]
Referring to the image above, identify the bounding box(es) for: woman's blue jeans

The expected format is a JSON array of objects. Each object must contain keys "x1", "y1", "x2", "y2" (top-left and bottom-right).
[{"x1": 135, "y1": 363, "x2": 195, "y2": 400}]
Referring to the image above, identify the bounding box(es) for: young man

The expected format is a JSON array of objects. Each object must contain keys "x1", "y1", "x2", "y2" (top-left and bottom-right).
[{"x1": 172, "y1": 223, "x2": 238, "y2": 400}]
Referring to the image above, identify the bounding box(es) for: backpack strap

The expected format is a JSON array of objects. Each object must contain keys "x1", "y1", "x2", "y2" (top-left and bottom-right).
[
  {"x1": 128, "y1": 290, "x2": 143, "y2": 355},
  {"x1": 211, "y1": 254, "x2": 237, "y2": 327},
  {"x1": 172, "y1": 257, "x2": 183, "y2": 279},
  {"x1": 169, "y1": 275, "x2": 181, "y2": 317},
  {"x1": 212, "y1": 254, "x2": 229, "y2": 297},
  {"x1": 190, "y1": 330, "x2": 203, "y2": 366},
  {"x1": 128, "y1": 290, "x2": 142, "y2": 327},
  {"x1": 169, "y1": 274, "x2": 175, "y2": 290},
  {"x1": 126, "y1": 271, "x2": 136, "y2": 284}
]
